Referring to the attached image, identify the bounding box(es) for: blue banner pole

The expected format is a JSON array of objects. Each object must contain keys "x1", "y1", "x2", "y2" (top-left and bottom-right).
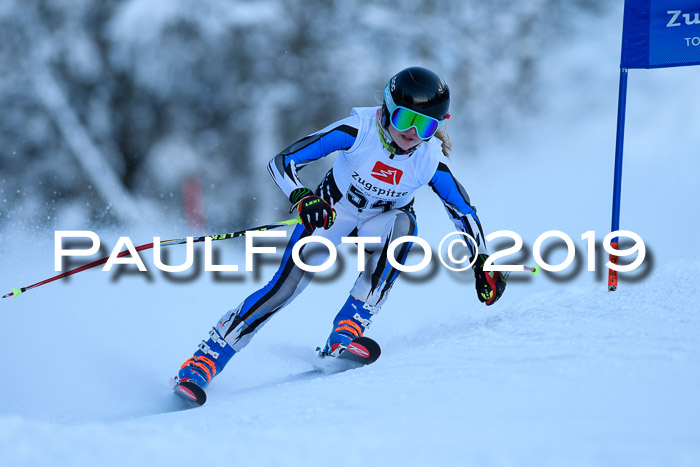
[{"x1": 608, "y1": 67, "x2": 629, "y2": 291}]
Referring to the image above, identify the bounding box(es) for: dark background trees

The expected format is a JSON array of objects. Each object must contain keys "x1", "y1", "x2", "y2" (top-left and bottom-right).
[{"x1": 0, "y1": 0, "x2": 604, "y2": 233}]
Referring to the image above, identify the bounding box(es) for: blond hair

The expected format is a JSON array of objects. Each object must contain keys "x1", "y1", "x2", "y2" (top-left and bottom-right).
[{"x1": 434, "y1": 127, "x2": 452, "y2": 158}]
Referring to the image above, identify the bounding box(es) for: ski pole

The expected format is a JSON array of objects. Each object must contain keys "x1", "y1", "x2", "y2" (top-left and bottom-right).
[
  {"x1": 2, "y1": 218, "x2": 300, "y2": 299},
  {"x1": 502, "y1": 264, "x2": 541, "y2": 281}
]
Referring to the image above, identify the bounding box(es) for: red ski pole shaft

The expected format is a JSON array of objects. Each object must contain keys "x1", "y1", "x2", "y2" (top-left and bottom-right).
[{"x1": 2, "y1": 218, "x2": 299, "y2": 299}]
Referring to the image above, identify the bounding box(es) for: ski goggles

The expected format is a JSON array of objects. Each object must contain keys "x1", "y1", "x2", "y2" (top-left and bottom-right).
[{"x1": 389, "y1": 106, "x2": 444, "y2": 140}]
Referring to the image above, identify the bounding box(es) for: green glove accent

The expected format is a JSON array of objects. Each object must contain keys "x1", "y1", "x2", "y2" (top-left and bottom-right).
[{"x1": 289, "y1": 188, "x2": 314, "y2": 212}]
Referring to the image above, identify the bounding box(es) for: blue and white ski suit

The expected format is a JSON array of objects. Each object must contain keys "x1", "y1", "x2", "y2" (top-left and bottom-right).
[{"x1": 216, "y1": 107, "x2": 487, "y2": 352}]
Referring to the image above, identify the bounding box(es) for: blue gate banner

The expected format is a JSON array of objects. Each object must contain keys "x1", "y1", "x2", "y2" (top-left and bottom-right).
[{"x1": 621, "y1": 0, "x2": 700, "y2": 68}]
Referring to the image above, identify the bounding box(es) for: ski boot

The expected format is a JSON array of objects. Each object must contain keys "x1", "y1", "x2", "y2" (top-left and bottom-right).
[
  {"x1": 174, "y1": 327, "x2": 236, "y2": 392},
  {"x1": 319, "y1": 296, "x2": 374, "y2": 357}
]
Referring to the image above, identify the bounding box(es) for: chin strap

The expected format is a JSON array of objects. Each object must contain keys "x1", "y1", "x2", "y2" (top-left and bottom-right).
[{"x1": 375, "y1": 119, "x2": 417, "y2": 157}]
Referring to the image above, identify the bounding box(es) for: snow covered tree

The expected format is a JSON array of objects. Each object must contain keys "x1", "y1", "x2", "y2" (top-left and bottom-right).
[{"x1": 0, "y1": 0, "x2": 605, "y2": 232}]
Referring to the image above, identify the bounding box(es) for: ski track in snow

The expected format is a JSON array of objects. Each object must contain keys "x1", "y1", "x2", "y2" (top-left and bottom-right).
[{"x1": 3, "y1": 7, "x2": 700, "y2": 467}]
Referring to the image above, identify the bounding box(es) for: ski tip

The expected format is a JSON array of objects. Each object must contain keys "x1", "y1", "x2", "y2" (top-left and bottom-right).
[
  {"x1": 172, "y1": 379, "x2": 207, "y2": 406},
  {"x1": 347, "y1": 341, "x2": 371, "y2": 358},
  {"x1": 316, "y1": 337, "x2": 381, "y2": 366},
  {"x1": 345, "y1": 336, "x2": 381, "y2": 364}
]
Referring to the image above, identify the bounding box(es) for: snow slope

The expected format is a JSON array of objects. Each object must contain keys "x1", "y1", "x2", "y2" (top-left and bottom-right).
[
  {"x1": 2, "y1": 5, "x2": 700, "y2": 467},
  {"x1": 2, "y1": 251, "x2": 699, "y2": 466}
]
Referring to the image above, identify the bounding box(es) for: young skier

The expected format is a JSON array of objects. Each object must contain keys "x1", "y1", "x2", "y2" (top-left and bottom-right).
[{"x1": 173, "y1": 66, "x2": 507, "y2": 397}]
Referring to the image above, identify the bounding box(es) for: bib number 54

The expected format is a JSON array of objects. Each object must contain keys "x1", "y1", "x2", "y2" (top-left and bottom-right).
[{"x1": 346, "y1": 185, "x2": 395, "y2": 212}]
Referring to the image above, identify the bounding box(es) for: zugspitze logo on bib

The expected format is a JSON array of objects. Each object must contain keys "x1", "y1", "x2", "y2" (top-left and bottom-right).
[{"x1": 371, "y1": 161, "x2": 403, "y2": 185}]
